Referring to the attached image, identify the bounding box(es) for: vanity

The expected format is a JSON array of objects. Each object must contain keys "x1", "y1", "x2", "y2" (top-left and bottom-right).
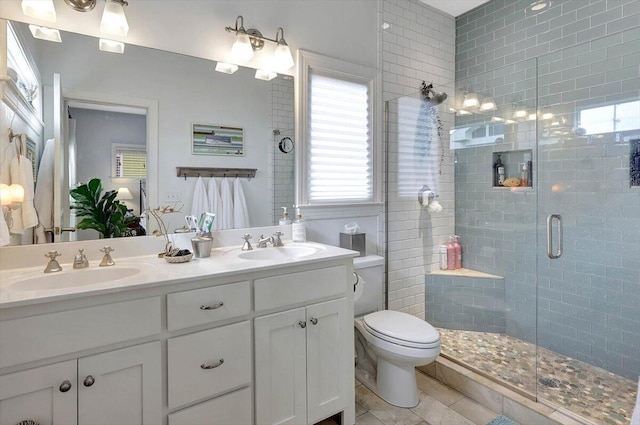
[{"x1": 0, "y1": 236, "x2": 357, "y2": 425}]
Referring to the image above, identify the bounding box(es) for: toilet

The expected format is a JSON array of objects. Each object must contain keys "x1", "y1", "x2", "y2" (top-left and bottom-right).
[{"x1": 353, "y1": 255, "x2": 441, "y2": 408}]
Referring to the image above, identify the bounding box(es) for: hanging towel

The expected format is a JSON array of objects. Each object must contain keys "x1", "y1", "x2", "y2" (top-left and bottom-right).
[
  {"x1": 9, "y1": 154, "x2": 38, "y2": 234},
  {"x1": 233, "y1": 177, "x2": 250, "y2": 229},
  {"x1": 191, "y1": 176, "x2": 209, "y2": 220},
  {"x1": 0, "y1": 208, "x2": 10, "y2": 246},
  {"x1": 207, "y1": 177, "x2": 222, "y2": 230},
  {"x1": 34, "y1": 139, "x2": 55, "y2": 243},
  {"x1": 220, "y1": 177, "x2": 234, "y2": 230}
]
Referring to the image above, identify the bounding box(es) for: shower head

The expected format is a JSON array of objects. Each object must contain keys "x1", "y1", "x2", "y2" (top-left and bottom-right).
[{"x1": 420, "y1": 81, "x2": 448, "y2": 105}]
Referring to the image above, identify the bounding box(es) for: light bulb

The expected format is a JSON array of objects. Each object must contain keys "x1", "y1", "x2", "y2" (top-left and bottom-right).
[
  {"x1": 100, "y1": 0, "x2": 129, "y2": 37},
  {"x1": 231, "y1": 32, "x2": 254, "y2": 62},
  {"x1": 272, "y1": 43, "x2": 294, "y2": 72}
]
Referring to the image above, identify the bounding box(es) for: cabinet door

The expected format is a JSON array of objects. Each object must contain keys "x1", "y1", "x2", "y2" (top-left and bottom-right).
[
  {"x1": 255, "y1": 308, "x2": 307, "y2": 425},
  {"x1": 78, "y1": 342, "x2": 161, "y2": 425},
  {"x1": 306, "y1": 298, "x2": 350, "y2": 424},
  {"x1": 0, "y1": 360, "x2": 77, "y2": 425}
]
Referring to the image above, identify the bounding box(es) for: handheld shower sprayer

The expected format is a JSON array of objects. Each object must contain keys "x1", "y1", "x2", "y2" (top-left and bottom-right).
[{"x1": 421, "y1": 81, "x2": 448, "y2": 106}]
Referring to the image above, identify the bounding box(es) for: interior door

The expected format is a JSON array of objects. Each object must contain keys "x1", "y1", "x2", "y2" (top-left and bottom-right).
[{"x1": 52, "y1": 73, "x2": 71, "y2": 242}]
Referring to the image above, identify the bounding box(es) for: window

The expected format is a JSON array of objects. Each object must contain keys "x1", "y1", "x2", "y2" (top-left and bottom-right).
[
  {"x1": 299, "y1": 50, "x2": 380, "y2": 205},
  {"x1": 113, "y1": 144, "x2": 146, "y2": 178},
  {"x1": 579, "y1": 100, "x2": 640, "y2": 135}
]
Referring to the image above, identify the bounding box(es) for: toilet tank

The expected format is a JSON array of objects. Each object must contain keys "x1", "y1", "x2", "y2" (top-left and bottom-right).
[{"x1": 353, "y1": 255, "x2": 385, "y2": 317}]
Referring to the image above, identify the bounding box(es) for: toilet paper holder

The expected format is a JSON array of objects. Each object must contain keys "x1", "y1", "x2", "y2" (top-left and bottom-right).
[{"x1": 417, "y1": 184, "x2": 438, "y2": 205}]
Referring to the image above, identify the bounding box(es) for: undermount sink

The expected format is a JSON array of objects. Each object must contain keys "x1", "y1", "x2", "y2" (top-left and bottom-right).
[
  {"x1": 237, "y1": 245, "x2": 322, "y2": 261},
  {"x1": 11, "y1": 267, "x2": 140, "y2": 292}
]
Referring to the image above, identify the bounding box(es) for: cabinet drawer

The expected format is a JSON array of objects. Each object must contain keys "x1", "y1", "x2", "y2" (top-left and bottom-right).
[
  {"x1": 0, "y1": 297, "x2": 161, "y2": 368},
  {"x1": 254, "y1": 265, "x2": 347, "y2": 311},
  {"x1": 168, "y1": 387, "x2": 252, "y2": 425},
  {"x1": 168, "y1": 321, "x2": 251, "y2": 409},
  {"x1": 167, "y1": 281, "x2": 250, "y2": 331}
]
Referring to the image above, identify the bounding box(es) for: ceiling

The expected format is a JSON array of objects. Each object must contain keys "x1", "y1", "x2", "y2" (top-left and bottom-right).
[{"x1": 419, "y1": 0, "x2": 491, "y2": 17}]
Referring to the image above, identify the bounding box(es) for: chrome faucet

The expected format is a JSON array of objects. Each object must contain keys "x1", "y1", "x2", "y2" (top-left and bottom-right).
[
  {"x1": 271, "y1": 231, "x2": 284, "y2": 247},
  {"x1": 73, "y1": 249, "x2": 89, "y2": 269},
  {"x1": 99, "y1": 246, "x2": 115, "y2": 267},
  {"x1": 257, "y1": 235, "x2": 273, "y2": 248},
  {"x1": 44, "y1": 250, "x2": 63, "y2": 273},
  {"x1": 241, "y1": 234, "x2": 253, "y2": 251}
]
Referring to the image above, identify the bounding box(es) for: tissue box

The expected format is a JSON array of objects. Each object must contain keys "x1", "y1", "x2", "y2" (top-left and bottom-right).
[{"x1": 340, "y1": 232, "x2": 366, "y2": 257}]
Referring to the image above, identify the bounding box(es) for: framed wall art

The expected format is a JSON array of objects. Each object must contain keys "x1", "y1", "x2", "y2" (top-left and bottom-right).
[{"x1": 191, "y1": 123, "x2": 244, "y2": 156}]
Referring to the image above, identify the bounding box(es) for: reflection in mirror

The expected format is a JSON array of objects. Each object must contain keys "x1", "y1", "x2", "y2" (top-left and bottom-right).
[{"x1": 0, "y1": 19, "x2": 295, "y2": 246}]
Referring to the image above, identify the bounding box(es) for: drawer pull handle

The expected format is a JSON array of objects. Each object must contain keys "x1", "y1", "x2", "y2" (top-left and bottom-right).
[
  {"x1": 201, "y1": 359, "x2": 224, "y2": 369},
  {"x1": 310, "y1": 317, "x2": 318, "y2": 325},
  {"x1": 200, "y1": 302, "x2": 224, "y2": 310},
  {"x1": 298, "y1": 321, "x2": 306, "y2": 328},
  {"x1": 83, "y1": 375, "x2": 95, "y2": 387},
  {"x1": 59, "y1": 380, "x2": 72, "y2": 393}
]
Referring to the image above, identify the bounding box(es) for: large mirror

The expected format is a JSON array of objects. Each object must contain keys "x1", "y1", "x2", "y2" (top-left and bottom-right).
[{"x1": 1, "y1": 20, "x2": 295, "y2": 245}]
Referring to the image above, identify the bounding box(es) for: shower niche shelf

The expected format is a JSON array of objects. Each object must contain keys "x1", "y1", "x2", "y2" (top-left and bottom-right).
[{"x1": 492, "y1": 149, "x2": 533, "y2": 189}]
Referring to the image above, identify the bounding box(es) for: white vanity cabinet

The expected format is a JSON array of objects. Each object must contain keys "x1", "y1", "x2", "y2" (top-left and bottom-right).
[
  {"x1": 254, "y1": 265, "x2": 352, "y2": 425},
  {"x1": 0, "y1": 247, "x2": 356, "y2": 425},
  {"x1": 0, "y1": 342, "x2": 161, "y2": 425}
]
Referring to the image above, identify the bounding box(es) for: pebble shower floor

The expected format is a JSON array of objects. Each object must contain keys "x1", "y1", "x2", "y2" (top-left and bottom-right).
[{"x1": 438, "y1": 328, "x2": 637, "y2": 424}]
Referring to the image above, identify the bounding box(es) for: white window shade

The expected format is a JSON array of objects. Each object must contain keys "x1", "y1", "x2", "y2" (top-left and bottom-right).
[
  {"x1": 115, "y1": 147, "x2": 146, "y2": 178},
  {"x1": 308, "y1": 73, "x2": 372, "y2": 202}
]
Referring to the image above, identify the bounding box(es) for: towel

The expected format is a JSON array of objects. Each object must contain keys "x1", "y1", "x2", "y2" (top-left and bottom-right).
[
  {"x1": 9, "y1": 154, "x2": 38, "y2": 233},
  {"x1": 34, "y1": 139, "x2": 55, "y2": 243},
  {"x1": 220, "y1": 177, "x2": 233, "y2": 230},
  {"x1": 191, "y1": 176, "x2": 209, "y2": 219},
  {"x1": 207, "y1": 177, "x2": 222, "y2": 230},
  {"x1": 233, "y1": 177, "x2": 250, "y2": 229}
]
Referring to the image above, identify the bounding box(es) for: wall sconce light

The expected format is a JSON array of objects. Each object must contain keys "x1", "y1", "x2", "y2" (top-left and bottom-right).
[
  {"x1": 461, "y1": 93, "x2": 479, "y2": 109},
  {"x1": 29, "y1": 24, "x2": 62, "y2": 42},
  {"x1": 21, "y1": 0, "x2": 57, "y2": 22},
  {"x1": 479, "y1": 98, "x2": 497, "y2": 111},
  {"x1": 226, "y1": 15, "x2": 295, "y2": 72},
  {"x1": 99, "y1": 38, "x2": 125, "y2": 53},
  {"x1": 0, "y1": 183, "x2": 25, "y2": 207},
  {"x1": 100, "y1": 0, "x2": 129, "y2": 37},
  {"x1": 65, "y1": 0, "x2": 97, "y2": 12},
  {"x1": 215, "y1": 62, "x2": 239, "y2": 74}
]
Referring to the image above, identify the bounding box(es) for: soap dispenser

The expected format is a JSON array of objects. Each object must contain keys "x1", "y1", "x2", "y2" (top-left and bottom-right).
[
  {"x1": 292, "y1": 208, "x2": 307, "y2": 242},
  {"x1": 279, "y1": 207, "x2": 292, "y2": 225}
]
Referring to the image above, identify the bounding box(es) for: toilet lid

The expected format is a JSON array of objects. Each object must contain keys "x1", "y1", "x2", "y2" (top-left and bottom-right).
[{"x1": 363, "y1": 310, "x2": 440, "y2": 347}]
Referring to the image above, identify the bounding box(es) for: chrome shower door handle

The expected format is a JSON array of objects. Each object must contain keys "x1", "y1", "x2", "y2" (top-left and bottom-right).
[{"x1": 547, "y1": 214, "x2": 563, "y2": 259}]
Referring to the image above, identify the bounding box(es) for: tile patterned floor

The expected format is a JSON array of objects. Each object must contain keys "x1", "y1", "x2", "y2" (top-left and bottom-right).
[
  {"x1": 438, "y1": 328, "x2": 638, "y2": 425},
  {"x1": 349, "y1": 371, "x2": 499, "y2": 425}
]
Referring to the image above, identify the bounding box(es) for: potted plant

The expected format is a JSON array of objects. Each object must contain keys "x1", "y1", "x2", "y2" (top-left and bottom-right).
[{"x1": 70, "y1": 178, "x2": 132, "y2": 239}]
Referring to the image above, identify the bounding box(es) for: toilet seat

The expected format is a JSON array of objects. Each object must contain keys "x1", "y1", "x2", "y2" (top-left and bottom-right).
[{"x1": 363, "y1": 310, "x2": 440, "y2": 349}]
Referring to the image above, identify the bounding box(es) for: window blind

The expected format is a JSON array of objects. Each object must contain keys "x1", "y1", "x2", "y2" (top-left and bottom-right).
[
  {"x1": 308, "y1": 73, "x2": 372, "y2": 202},
  {"x1": 115, "y1": 148, "x2": 146, "y2": 178}
]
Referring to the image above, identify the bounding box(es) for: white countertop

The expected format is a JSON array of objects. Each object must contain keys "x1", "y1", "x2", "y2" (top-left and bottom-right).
[{"x1": 0, "y1": 241, "x2": 358, "y2": 309}]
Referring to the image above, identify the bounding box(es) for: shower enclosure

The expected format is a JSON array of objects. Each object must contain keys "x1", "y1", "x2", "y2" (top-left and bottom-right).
[{"x1": 385, "y1": 32, "x2": 639, "y2": 424}]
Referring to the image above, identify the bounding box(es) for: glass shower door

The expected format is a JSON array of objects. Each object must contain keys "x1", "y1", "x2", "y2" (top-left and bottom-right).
[{"x1": 535, "y1": 33, "x2": 640, "y2": 424}]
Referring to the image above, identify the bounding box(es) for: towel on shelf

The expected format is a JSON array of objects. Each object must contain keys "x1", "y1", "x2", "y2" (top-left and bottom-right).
[
  {"x1": 207, "y1": 177, "x2": 222, "y2": 230},
  {"x1": 34, "y1": 139, "x2": 55, "y2": 243},
  {"x1": 220, "y1": 177, "x2": 234, "y2": 230},
  {"x1": 190, "y1": 176, "x2": 209, "y2": 219},
  {"x1": 233, "y1": 177, "x2": 250, "y2": 229},
  {"x1": 10, "y1": 154, "x2": 38, "y2": 234}
]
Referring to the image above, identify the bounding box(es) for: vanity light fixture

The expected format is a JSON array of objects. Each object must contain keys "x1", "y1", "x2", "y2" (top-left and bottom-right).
[
  {"x1": 479, "y1": 98, "x2": 497, "y2": 111},
  {"x1": 65, "y1": 0, "x2": 97, "y2": 12},
  {"x1": 28, "y1": 24, "x2": 62, "y2": 42},
  {"x1": 529, "y1": 0, "x2": 551, "y2": 12},
  {"x1": 99, "y1": 38, "x2": 125, "y2": 54},
  {"x1": 215, "y1": 62, "x2": 239, "y2": 74},
  {"x1": 116, "y1": 187, "x2": 133, "y2": 201},
  {"x1": 461, "y1": 93, "x2": 479, "y2": 109},
  {"x1": 21, "y1": 0, "x2": 57, "y2": 22},
  {"x1": 255, "y1": 69, "x2": 277, "y2": 81},
  {"x1": 100, "y1": 0, "x2": 129, "y2": 37},
  {"x1": 226, "y1": 15, "x2": 295, "y2": 71}
]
